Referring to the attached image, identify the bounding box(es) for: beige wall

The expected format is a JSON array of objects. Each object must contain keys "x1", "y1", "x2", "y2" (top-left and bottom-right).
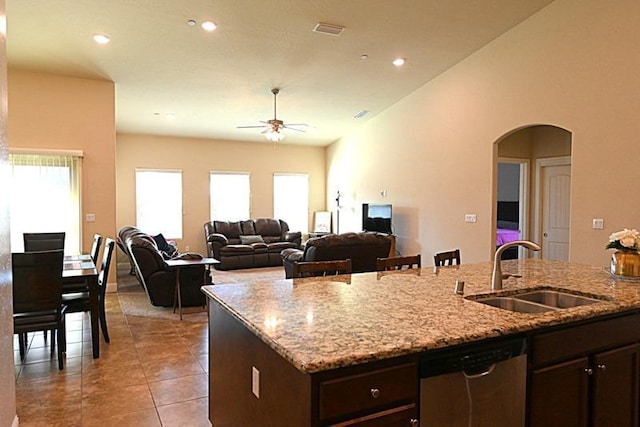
[
  {"x1": 7, "y1": 69, "x2": 117, "y2": 255},
  {"x1": 116, "y1": 133, "x2": 326, "y2": 259},
  {"x1": 0, "y1": 0, "x2": 16, "y2": 424},
  {"x1": 327, "y1": 0, "x2": 640, "y2": 267}
]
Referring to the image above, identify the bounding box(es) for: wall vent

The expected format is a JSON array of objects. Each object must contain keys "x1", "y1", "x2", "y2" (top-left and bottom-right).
[{"x1": 313, "y1": 22, "x2": 345, "y2": 36}]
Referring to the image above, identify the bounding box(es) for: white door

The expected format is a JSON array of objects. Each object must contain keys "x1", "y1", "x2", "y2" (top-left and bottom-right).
[{"x1": 541, "y1": 164, "x2": 571, "y2": 261}]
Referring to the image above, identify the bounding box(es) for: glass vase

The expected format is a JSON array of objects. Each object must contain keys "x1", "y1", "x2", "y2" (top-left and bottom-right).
[{"x1": 611, "y1": 250, "x2": 640, "y2": 277}]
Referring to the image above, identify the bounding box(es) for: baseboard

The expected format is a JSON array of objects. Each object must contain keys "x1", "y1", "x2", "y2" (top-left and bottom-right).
[
  {"x1": 116, "y1": 261, "x2": 130, "y2": 271},
  {"x1": 106, "y1": 281, "x2": 118, "y2": 293}
]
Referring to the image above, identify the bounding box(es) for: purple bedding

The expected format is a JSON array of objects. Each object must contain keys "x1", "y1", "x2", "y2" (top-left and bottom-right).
[{"x1": 496, "y1": 228, "x2": 520, "y2": 246}]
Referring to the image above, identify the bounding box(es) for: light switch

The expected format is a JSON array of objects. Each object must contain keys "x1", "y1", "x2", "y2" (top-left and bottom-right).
[
  {"x1": 464, "y1": 214, "x2": 477, "y2": 223},
  {"x1": 86, "y1": 213, "x2": 96, "y2": 223},
  {"x1": 593, "y1": 218, "x2": 604, "y2": 229}
]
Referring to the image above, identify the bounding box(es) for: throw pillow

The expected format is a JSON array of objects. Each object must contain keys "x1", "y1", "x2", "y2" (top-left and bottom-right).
[{"x1": 239, "y1": 235, "x2": 264, "y2": 245}]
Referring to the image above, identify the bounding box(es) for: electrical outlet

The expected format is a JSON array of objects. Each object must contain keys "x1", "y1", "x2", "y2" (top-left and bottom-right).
[
  {"x1": 85, "y1": 213, "x2": 96, "y2": 223},
  {"x1": 252, "y1": 366, "x2": 260, "y2": 398},
  {"x1": 185, "y1": 245, "x2": 190, "y2": 252},
  {"x1": 464, "y1": 214, "x2": 477, "y2": 223},
  {"x1": 593, "y1": 218, "x2": 604, "y2": 229}
]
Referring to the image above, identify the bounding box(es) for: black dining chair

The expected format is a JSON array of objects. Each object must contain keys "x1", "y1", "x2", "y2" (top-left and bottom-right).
[
  {"x1": 12, "y1": 250, "x2": 66, "y2": 370},
  {"x1": 434, "y1": 249, "x2": 461, "y2": 266},
  {"x1": 23, "y1": 232, "x2": 66, "y2": 252},
  {"x1": 90, "y1": 233, "x2": 103, "y2": 265},
  {"x1": 293, "y1": 259, "x2": 352, "y2": 278},
  {"x1": 376, "y1": 254, "x2": 422, "y2": 271},
  {"x1": 61, "y1": 238, "x2": 115, "y2": 343}
]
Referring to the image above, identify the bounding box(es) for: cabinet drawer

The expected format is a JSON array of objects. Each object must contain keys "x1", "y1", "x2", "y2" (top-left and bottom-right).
[
  {"x1": 319, "y1": 362, "x2": 417, "y2": 421},
  {"x1": 531, "y1": 314, "x2": 640, "y2": 367},
  {"x1": 331, "y1": 403, "x2": 417, "y2": 426}
]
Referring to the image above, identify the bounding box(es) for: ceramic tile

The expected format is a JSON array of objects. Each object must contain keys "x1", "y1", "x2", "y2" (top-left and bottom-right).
[
  {"x1": 149, "y1": 373, "x2": 208, "y2": 406},
  {"x1": 14, "y1": 267, "x2": 215, "y2": 426},
  {"x1": 157, "y1": 397, "x2": 211, "y2": 427},
  {"x1": 81, "y1": 383, "x2": 155, "y2": 419},
  {"x1": 82, "y1": 408, "x2": 162, "y2": 427}
]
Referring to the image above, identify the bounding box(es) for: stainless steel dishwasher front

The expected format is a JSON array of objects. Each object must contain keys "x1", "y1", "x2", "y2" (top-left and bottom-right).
[{"x1": 419, "y1": 337, "x2": 527, "y2": 427}]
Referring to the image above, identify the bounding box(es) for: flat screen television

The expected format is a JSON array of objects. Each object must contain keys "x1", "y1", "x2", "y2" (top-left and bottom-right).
[{"x1": 362, "y1": 203, "x2": 392, "y2": 234}]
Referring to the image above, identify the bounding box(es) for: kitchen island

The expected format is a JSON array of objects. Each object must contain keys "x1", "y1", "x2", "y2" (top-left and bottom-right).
[{"x1": 203, "y1": 259, "x2": 640, "y2": 426}]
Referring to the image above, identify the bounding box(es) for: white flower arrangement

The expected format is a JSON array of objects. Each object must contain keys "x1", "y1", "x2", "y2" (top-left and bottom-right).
[{"x1": 606, "y1": 228, "x2": 640, "y2": 251}]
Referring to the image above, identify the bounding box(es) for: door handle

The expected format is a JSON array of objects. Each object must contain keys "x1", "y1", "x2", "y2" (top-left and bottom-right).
[{"x1": 543, "y1": 232, "x2": 548, "y2": 237}]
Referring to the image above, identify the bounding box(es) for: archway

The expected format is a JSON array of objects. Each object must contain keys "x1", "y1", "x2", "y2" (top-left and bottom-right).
[{"x1": 495, "y1": 125, "x2": 572, "y2": 260}]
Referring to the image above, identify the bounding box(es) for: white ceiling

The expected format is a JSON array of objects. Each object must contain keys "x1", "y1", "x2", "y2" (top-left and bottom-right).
[{"x1": 6, "y1": 0, "x2": 556, "y2": 146}]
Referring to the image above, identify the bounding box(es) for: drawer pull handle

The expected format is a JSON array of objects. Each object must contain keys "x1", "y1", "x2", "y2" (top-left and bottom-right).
[
  {"x1": 585, "y1": 368, "x2": 593, "y2": 375},
  {"x1": 597, "y1": 364, "x2": 607, "y2": 371},
  {"x1": 370, "y1": 388, "x2": 380, "y2": 398}
]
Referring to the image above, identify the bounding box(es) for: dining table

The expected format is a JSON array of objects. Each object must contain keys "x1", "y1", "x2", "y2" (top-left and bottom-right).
[{"x1": 63, "y1": 254, "x2": 100, "y2": 358}]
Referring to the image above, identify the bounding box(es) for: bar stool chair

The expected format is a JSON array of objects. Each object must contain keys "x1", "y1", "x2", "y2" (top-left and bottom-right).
[
  {"x1": 293, "y1": 259, "x2": 352, "y2": 278},
  {"x1": 434, "y1": 249, "x2": 461, "y2": 266},
  {"x1": 376, "y1": 254, "x2": 421, "y2": 271}
]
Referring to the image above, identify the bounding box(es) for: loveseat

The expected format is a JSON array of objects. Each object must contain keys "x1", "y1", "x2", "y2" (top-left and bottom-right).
[
  {"x1": 204, "y1": 218, "x2": 301, "y2": 270},
  {"x1": 280, "y1": 232, "x2": 392, "y2": 279},
  {"x1": 119, "y1": 226, "x2": 207, "y2": 307}
]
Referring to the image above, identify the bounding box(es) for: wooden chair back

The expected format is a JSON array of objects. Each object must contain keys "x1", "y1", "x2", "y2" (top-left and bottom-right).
[
  {"x1": 376, "y1": 254, "x2": 421, "y2": 271},
  {"x1": 23, "y1": 232, "x2": 66, "y2": 252},
  {"x1": 293, "y1": 259, "x2": 352, "y2": 278},
  {"x1": 12, "y1": 250, "x2": 64, "y2": 314},
  {"x1": 434, "y1": 249, "x2": 461, "y2": 266}
]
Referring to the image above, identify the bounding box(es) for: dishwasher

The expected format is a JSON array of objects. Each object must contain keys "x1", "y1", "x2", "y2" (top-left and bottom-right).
[{"x1": 419, "y1": 337, "x2": 527, "y2": 427}]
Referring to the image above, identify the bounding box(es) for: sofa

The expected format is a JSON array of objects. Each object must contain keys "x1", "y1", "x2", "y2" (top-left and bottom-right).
[
  {"x1": 119, "y1": 226, "x2": 207, "y2": 307},
  {"x1": 204, "y1": 218, "x2": 302, "y2": 270},
  {"x1": 280, "y1": 232, "x2": 392, "y2": 279}
]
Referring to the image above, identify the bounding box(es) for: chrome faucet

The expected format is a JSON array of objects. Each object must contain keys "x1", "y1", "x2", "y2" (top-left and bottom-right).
[{"x1": 491, "y1": 240, "x2": 541, "y2": 291}]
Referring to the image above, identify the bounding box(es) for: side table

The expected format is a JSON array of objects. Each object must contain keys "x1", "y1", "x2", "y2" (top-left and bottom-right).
[{"x1": 165, "y1": 257, "x2": 220, "y2": 320}]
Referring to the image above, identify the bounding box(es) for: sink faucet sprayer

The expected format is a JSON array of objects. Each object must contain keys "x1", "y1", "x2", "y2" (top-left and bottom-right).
[{"x1": 491, "y1": 240, "x2": 541, "y2": 291}]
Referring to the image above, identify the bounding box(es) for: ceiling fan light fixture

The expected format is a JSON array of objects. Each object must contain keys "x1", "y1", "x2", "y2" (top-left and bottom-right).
[{"x1": 264, "y1": 130, "x2": 285, "y2": 142}]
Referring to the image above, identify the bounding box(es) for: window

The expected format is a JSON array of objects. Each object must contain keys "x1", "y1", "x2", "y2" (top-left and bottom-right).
[
  {"x1": 210, "y1": 172, "x2": 251, "y2": 221},
  {"x1": 273, "y1": 173, "x2": 309, "y2": 234},
  {"x1": 9, "y1": 153, "x2": 81, "y2": 253},
  {"x1": 135, "y1": 169, "x2": 183, "y2": 239}
]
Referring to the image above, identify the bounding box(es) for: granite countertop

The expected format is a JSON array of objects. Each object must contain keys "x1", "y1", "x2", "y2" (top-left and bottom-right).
[{"x1": 202, "y1": 259, "x2": 640, "y2": 374}]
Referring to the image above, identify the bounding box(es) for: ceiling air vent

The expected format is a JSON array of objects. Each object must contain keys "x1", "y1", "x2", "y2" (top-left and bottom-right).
[
  {"x1": 313, "y1": 22, "x2": 345, "y2": 36},
  {"x1": 354, "y1": 110, "x2": 370, "y2": 119}
]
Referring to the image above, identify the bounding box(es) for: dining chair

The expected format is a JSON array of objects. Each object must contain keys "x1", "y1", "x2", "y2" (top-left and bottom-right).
[
  {"x1": 61, "y1": 238, "x2": 115, "y2": 344},
  {"x1": 376, "y1": 254, "x2": 422, "y2": 271},
  {"x1": 434, "y1": 249, "x2": 461, "y2": 266},
  {"x1": 292, "y1": 259, "x2": 352, "y2": 278},
  {"x1": 23, "y1": 232, "x2": 66, "y2": 252},
  {"x1": 12, "y1": 250, "x2": 66, "y2": 370},
  {"x1": 90, "y1": 233, "x2": 103, "y2": 265}
]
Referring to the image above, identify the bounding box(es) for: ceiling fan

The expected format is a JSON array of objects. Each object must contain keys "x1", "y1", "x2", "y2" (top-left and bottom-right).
[{"x1": 237, "y1": 88, "x2": 309, "y2": 142}]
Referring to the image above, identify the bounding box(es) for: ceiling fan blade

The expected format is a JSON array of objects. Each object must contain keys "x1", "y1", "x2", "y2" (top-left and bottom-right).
[
  {"x1": 282, "y1": 124, "x2": 307, "y2": 133},
  {"x1": 237, "y1": 125, "x2": 267, "y2": 129}
]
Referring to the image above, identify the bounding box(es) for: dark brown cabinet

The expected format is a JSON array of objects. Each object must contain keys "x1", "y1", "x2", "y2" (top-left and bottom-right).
[{"x1": 528, "y1": 315, "x2": 640, "y2": 427}]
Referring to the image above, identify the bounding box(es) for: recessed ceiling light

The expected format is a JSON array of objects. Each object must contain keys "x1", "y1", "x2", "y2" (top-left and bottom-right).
[
  {"x1": 201, "y1": 21, "x2": 217, "y2": 32},
  {"x1": 392, "y1": 58, "x2": 406, "y2": 67},
  {"x1": 360, "y1": 54, "x2": 368, "y2": 60},
  {"x1": 165, "y1": 113, "x2": 176, "y2": 120},
  {"x1": 92, "y1": 34, "x2": 111, "y2": 45},
  {"x1": 187, "y1": 19, "x2": 197, "y2": 27}
]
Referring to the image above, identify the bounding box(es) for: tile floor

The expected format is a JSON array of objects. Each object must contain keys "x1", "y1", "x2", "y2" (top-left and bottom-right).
[{"x1": 14, "y1": 288, "x2": 211, "y2": 426}]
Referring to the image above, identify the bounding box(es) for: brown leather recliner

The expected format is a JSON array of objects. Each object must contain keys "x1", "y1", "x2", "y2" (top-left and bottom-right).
[
  {"x1": 119, "y1": 226, "x2": 206, "y2": 307},
  {"x1": 280, "y1": 232, "x2": 392, "y2": 279},
  {"x1": 204, "y1": 218, "x2": 301, "y2": 270}
]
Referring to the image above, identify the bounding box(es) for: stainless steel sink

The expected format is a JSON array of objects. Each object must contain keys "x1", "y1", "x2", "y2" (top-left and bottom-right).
[
  {"x1": 473, "y1": 297, "x2": 555, "y2": 313},
  {"x1": 467, "y1": 288, "x2": 606, "y2": 314},
  {"x1": 513, "y1": 290, "x2": 602, "y2": 308}
]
